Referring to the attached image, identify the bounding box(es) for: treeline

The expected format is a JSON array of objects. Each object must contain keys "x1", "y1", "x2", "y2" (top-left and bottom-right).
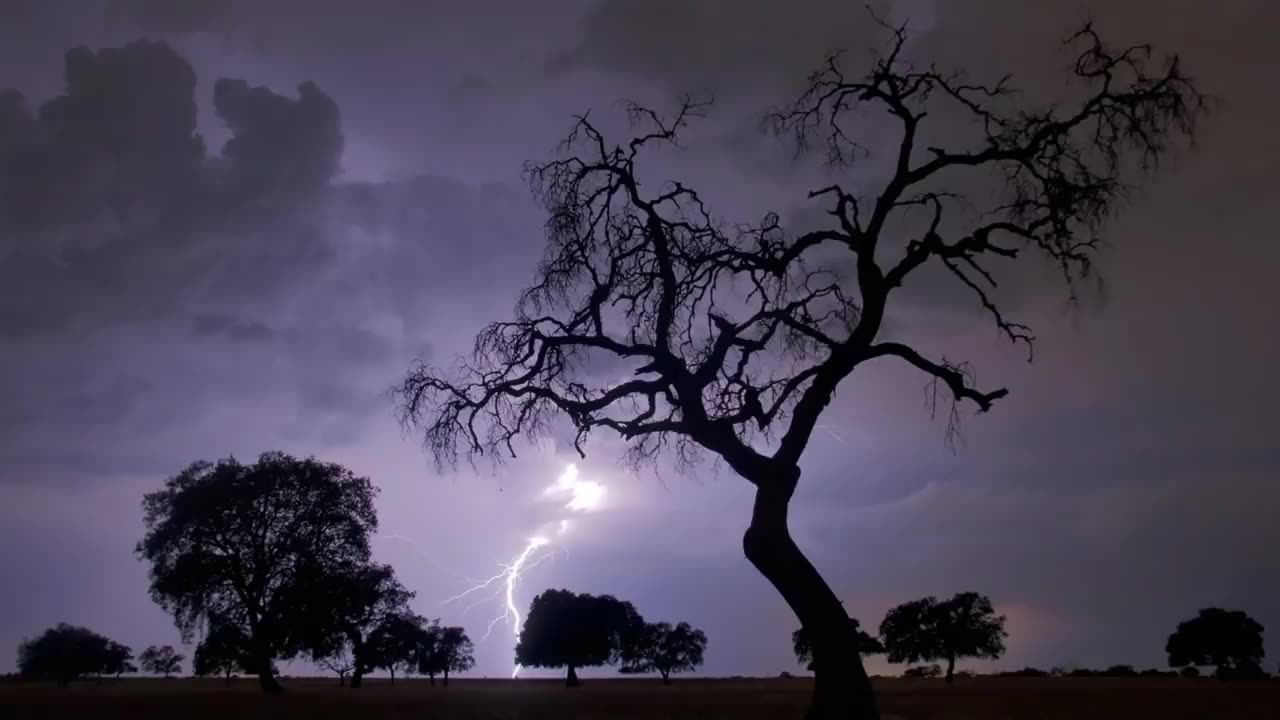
[
  {"x1": 800, "y1": 598, "x2": 1269, "y2": 682},
  {"x1": 11, "y1": 452, "x2": 1271, "y2": 689}
]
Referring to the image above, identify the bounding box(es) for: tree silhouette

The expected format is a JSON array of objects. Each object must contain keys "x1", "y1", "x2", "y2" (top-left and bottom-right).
[
  {"x1": 101, "y1": 641, "x2": 136, "y2": 680},
  {"x1": 318, "y1": 645, "x2": 355, "y2": 686},
  {"x1": 16, "y1": 624, "x2": 118, "y2": 687},
  {"x1": 136, "y1": 451, "x2": 379, "y2": 693},
  {"x1": 193, "y1": 618, "x2": 250, "y2": 685},
  {"x1": 417, "y1": 621, "x2": 475, "y2": 687},
  {"x1": 515, "y1": 589, "x2": 641, "y2": 687},
  {"x1": 365, "y1": 611, "x2": 427, "y2": 685},
  {"x1": 304, "y1": 563, "x2": 414, "y2": 688},
  {"x1": 1166, "y1": 608, "x2": 1266, "y2": 679},
  {"x1": 794, "y1": 618, "x2": 883, "y2": 671},
  {"x1": 880, "y1": 592, "x2": 1007, "y2": 683},
  {"x1": 139, "y1": 645, "x2": 184, "y2": 678},
  {"x1": 396, "y1": 11, "x2": 1204, "y2": 718},
  {"x1": 619, "y1": 621, "x2": 708, "y2": 685}
]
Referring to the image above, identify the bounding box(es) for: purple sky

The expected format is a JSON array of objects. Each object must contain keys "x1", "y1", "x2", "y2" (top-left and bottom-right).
[{"x1": 2, "y1": 0, "x2": 1278, "y2": 679}]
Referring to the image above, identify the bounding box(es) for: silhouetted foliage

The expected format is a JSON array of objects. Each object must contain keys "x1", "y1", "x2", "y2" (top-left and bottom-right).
[
  {"x1": 515, "y1": 589, "x2": 641, "y2": 687},
  {"x1": 903, "y1": 664, "x2": 942, "y2": 679},
  {"x1": 303, "y1": 563, "x2": 413, "y2": 689},
  {"x1": 365, "y1": 612, "x2": 427, "y2": 685},
  {"x1": 1140, "y1": 668, "x2": 1179, "y2": 678},
  {"x1": 16, "y1": 624, "x2": 126, "y2": 687},
  {"x1": 416, "y1": 621, "x2": 475, "y2": 687},
  {"x1": 794, "y1": 618, "x2": 883, "y2": 671},
  {"x1": 101, "y1": 641, "x2": 137, "y2": 679},
  {"x1": 317, "y1": 646, "x2": 354, "y2": 686},
  {"x1": 193, "y1": 619, "x2": 250, "y2": 685},
  {"x1": 139, "y1": 645, "x2": 184, "y2": 677},
  {"x1": 997, "y1": 667, "x2": 1048, "y2": 678},
  {"x1": 1179, "y1": 666, "x2": 1201, "y2": 679},
  {"x1": 619, "y1": 621, "x2": 708, "y2": 684},
  {"x1": 1166, "y1": 608, "x2": 1266, "y2": 680},
  {"x1": 1103, "y1": 664, "x2": 1138, "y2": 678},
  {"x1": 396, "y1": 8, "x2": 1204, "y2": 717},
  {"x1": 880, "y1": 592, "x2": 1007, "y2": 683},
  {"x1": 136, "y1": 451, "x2": 378, "y2": 693}
]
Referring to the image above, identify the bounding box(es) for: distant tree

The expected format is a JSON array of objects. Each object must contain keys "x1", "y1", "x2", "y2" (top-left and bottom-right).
[
  {"x1": 303, "y1": 563, "x2": 414, "y2": 689},
  {"x1": 1166, "y1": 608, "x2": 1266, "y2": 680},
  {"x1": 395, "y1": 10, "x2": 1205, "y2": 717},
  {"x1": 16, "y1": 624, "x2": 113, "y2": 687},
  {"x1": 619, "y1": 621, "x2": 708, "y2": 685},
  {"x1": 1179, "y1": 666, "x2": 1201, "y2": 679},
  {"x1": 193, "y1": 619, "x2": 250, "y2": 685},
  {"x1": 515, "y1": 589, "x2": 641, "y2": 686},
  {"x1": 902, "y1": 664, "x2": 942, "y2": 679},
  {"x1": 365, "y1": 612, "x2": 427, "y2": 685},
  {"x1": 416, "y1": 621, "x2": 475, "y2": 687},
  {"x1": 136, "y1": 451, "x2": 379, "y2": 693},
  {"x1": 139, "y1": 645, "x2": 184, "y2": 677},
  {"x1": 101, "y1": 641, "x2": 136, "y2": 679},
  {"x1": 317, "y1": 645, "x2": 354, "y2": 686},
  {"x1": 880, "y1": 592, "x2": 1007, "y2": 683},
  {"x1": 794, "y1": 617, "x2": 883, "y2": 671},
  {"x1": 1102, "y1": 665, "x2": 1138, "y2": 678}
]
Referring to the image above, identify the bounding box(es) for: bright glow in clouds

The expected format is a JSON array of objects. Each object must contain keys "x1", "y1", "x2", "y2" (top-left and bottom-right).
[
  {"x1": 544, "y1": 463, "x2": 606, "y2": 511},
  {"x1": 440, "y1": 463, "x2": 607, "y2": 677}
]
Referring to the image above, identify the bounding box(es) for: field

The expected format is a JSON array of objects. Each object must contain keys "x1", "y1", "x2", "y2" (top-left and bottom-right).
[{"x1": 3, "y1": 676, "x2": 1278, "y2": 719}]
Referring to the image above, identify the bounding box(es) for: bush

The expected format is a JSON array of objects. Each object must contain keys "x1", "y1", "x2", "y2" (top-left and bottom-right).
[
  {"x1": 903, "y1": 664, "x2": 942, "y2": 679},
  {"x1": 998, "y1": 667, "x2": 1048, "y2": 678},
  {"x1": 1179, "y1": 666, "x2": 1201, "y2": 678}
]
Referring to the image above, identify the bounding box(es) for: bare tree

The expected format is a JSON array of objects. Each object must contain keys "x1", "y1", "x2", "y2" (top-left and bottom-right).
[{"x1": 398, "y1": 16, "x2": 1203, "y2": 719}]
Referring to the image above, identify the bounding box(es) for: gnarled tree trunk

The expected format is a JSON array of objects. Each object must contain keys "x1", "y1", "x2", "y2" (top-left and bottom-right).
[
  {"x1": 565, "y1": 665, "x2": 579, "y2": 687},
  {"x1": 742, "y1": 467, "x2": 878, "y2": 720}
]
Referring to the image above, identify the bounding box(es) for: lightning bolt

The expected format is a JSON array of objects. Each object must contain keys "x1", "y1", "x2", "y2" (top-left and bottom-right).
[{"x1": 439, "y1": 463, "x2": 604, "y2": 678}]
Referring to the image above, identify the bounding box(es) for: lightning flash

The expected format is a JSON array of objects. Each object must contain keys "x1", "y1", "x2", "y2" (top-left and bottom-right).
[{"x1": 441, "y1": 463, "x2": 607, "y2": 678}]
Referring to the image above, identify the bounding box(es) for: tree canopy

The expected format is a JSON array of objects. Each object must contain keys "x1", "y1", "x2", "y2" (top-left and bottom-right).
[
  {"x1": 396, "y1": 12, "x2": 1205, "y2": 719},
  {"x1": 364, "y1": 611, "x2": 428, "y2": 684},
  {"x1": 619, "y1": 620, "x2": 708, "y2": 684},
  {"x1": 880, "y1": 592, "x2": 1007, "y2": 683},
  {"x1": 515, "y1": 589, "x2": 641, "y2": 686},
  {"x1": 16, "y1": 623, "x2": 129, "y2": 686},
  {"x1": 794, "y1": 617, "x2": 883, "y2": 671},
  {"x1": 193, "y1": 618, "x2": 250, "y2": 684},
  {"x1": 139, "y1": 645, "x2": 184, "y2": 677},
  {"x1": 1166, "y1": 608, "x2": 1266, "y2": 679},
  {"x1": 135, "y1": 451, "x2": 379, "y2": 693},
  {"x1": 417, "y1": 620, "x2": 476, "y2": 687},
  {"x1": 304, "y1": 562, "x2": 414, "y2": 688}
]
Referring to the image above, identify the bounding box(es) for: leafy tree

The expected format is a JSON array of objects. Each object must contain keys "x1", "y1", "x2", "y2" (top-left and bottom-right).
[
  {"x1": 16, "y1": 624, "x2": 113, "y2": 687},
  {"x1": 136, "y1": 451, "x2": 379, "y2": 693},
  {"x1": 139, "y1": 645, "x2": 184, "y2": 677},
  {"x1": 100, "y1": 641, "x2": 136, "y2": 679},
  {"x1": 880, "y1": 592, "x2": 1007, "y2": 683},
  {"x1": 303, "y1": 563, "x2": 413, "y2": 688},
  {"x1": 417, "y1": 621, "x2": 475, "y2": 687},
  {"x1": 794, "y1": 618, "x2": 883, "y2": 671},
  {"x1": 619, "y1": 621, "x2": 708, "y2": 685},
  {"x1": 515, "y1": 589, "x2": 641, "y2": 687},
  {"x1": 396, "y1": 10, "x2": 1204, "y2": 718},
  {"x1": 1166, "y1": 608, "x2": 1266, "y2": 679},
  {"x1": 193, "y1": 619, "x2": 250, "y2": 685},
  {"x1": 365, "y1": 611, "x2": 427, "y2": 685}
]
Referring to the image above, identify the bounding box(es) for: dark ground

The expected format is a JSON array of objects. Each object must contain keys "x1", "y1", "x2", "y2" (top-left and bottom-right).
[{"x1": 2, "y1": 676, "x2": 1278, "y2": 719}]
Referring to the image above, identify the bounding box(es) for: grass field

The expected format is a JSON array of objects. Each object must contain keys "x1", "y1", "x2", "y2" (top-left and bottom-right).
[{"x1": 3, "y1": 676, "x2": 1278, "y2": 719}]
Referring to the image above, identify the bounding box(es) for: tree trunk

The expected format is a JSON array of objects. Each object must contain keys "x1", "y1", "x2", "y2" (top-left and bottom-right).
[
  {"x1": 253, "y1": 653, "x2": 283, "y2": 694},
  {"x1": 224, "y1": 669, "x2": 232, "y2": 686},
  {"x1": 351, "y1": 665, "x2": 364, "y2": 688},
  {"x1": 565, "y1": 665, "x2": 579, "y2": 688},
  {"x1": 338, "y1": 671, "x2": 346, "y2": 687},
  {"x1": 945, "y1": 655, "x2": 955, "y2": 684},
  {"x1": 428, "y1": 672, "x2": 436, "y2": 687},
  {"x1": 389, "y1": 666, "x2": 396, "y2": 686},
  {"x1": 742, "y1": 467, "x2": 878, "y2": 720},
  {"x1": 443, "y1": 669, "x2": 450, "y2": 687},
  {"x1": 662, "y1": 670, "x2": 671, "y2": 686}
]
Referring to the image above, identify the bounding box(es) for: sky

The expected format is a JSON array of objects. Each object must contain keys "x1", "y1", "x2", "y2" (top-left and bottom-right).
[{"x1": 1, "y1": 0, "x2": 1278, "y2": 679}]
